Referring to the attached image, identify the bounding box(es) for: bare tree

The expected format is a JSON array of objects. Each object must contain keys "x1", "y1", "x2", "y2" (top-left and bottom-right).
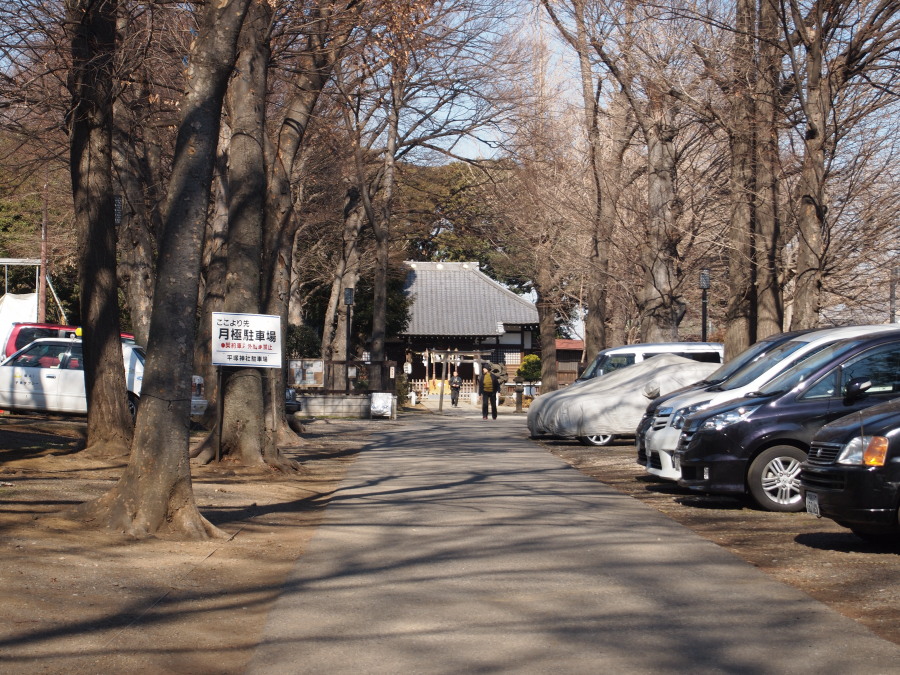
[
  {"x1": 66, "y1": 0, "x2": 134, "y2": 456},
  {"x1": 777, "y1": 0, "x2": 900, "y2": 328},
  {"x1": 76, "y1": 0, "x2": 252, "y2": 538}
]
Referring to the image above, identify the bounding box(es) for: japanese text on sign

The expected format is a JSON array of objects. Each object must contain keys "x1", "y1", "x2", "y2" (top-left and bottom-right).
[{"x1": 211, "y1": 312, "x2": 282, "y2": 368}]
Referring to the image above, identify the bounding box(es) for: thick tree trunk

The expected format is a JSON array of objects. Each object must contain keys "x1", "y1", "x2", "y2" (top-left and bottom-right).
[
  {"x1": 67, "y1": 0, "x2": 133, "y2": 457},
  {"x1": 76, "y1": 0, "x2": 252, "y2": 538},
  {"x1": 790, "y1": 11, "x2": 828, "y2": 330},
  {"x1": 754, "y1": 0, "x2": 783, "y2": 338},
  {"x1": 723, "y1": 0, "x2": 757, "y2": 360},
  {"x1": 572, "y1": 6, "x2": 608, "y2": 359},
  {"x1": 639, "y1": 114, "x2": 683, "y2": 342},
  {"x1": 218, "y1": 0, "x2": 270, "y2": 467}
]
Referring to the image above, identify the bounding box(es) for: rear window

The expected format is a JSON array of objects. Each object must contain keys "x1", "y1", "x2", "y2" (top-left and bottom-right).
[{"x1": 15, "y1": 328, "x2": 58, "y2": 351}]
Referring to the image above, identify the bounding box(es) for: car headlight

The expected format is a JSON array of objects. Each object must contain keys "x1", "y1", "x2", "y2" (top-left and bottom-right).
[
  {"x1": 672, "y1": 401, "x2": 711, "y2": 429},
  {"x1": 700, "y1": 405, "x2": 759, "y2": 432},
  {"x1": 837, "y1": 436, "x2": 889, "y2": 466}
]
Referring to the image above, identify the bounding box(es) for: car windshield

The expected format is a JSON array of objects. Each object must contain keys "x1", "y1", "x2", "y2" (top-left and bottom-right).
[
  {"x1": 717, "y1": 339, "x2": 814, "y2": 390},
  {"x1": 754, "y1": 340, "x2": 859, "y2": 396},
  {"x1": 701, "y1": 338, "x2": 781, "y2": 385},
  {"x1": 577, "y1": 354, "x2": 603, "y2": 380}
]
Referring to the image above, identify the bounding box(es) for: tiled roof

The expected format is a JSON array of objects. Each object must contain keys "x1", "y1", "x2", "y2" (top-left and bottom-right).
[{"x1": 402, "y1": 261, "x2": 538, "y2": 337}]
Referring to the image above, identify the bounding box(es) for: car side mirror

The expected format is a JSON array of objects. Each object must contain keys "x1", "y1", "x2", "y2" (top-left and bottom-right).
[
  {"x1": 844, "y1": 377, "x2": 872, "y2": 400},
  {"x1": 643, "y1": 381, "x2": 661, "y2": 399}
]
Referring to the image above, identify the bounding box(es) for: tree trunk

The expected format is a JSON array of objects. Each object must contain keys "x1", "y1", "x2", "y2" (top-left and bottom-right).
[
  {"x1": 790, "y1": 9, "x2": 828, "y2": 330},
  {"x1": 76, "y1": 0, "x2": 252, "y2": 538},
  {"x1": 67, "y1": 0, "x2": 133, "y2": 457},
  {"x1": 322, "y1": 189, "x2": 364, "y2": 390},
  {"x1": 640, "y1": 112, "x2": 683, "y2": 342},
  {"x1": 572, "y1": 4, "x2": 608, "y2": 359},
  {"x1": 754, "y1": 0, "x2": 783, "y2": 338},
  {"x1": 261, "y1": 3, "x2": 359, "y2": 453},
  {"x1": 723, "y1": 0, "x2": 757, "y2": 360},
  {"x1": 112, "y1": 42, "x2": 158, "y2": 349},
  {"x1": 218, "y1": 0, "x2": 270, "y2": 467},
  {"x1": 193, "y1": 147, "x2": 231, "y2": 435},
  {"x1": 364, "y1": 75, "x2": 400, "y2": 393}
]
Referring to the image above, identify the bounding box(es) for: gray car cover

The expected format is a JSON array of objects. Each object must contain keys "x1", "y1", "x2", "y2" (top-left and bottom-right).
[{"x1": 527, "y1": 354, "x2": 719, "y2": 438}]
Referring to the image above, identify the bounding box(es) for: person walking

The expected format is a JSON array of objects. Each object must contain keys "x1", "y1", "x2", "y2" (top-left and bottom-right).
[
  {"x1": 449, "y1": 371, "x2": 462, "y2": 407},
  {"x1": 479, "y1": 364, "x2": 499, "y2": 420}
]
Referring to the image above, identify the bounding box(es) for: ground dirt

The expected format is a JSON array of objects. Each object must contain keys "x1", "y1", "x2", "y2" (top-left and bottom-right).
[
  {"x1": 540, "y1": 436, "x2": 900, "y2": 647},
  {"x1": 2, "y1": 412, "x2": 900, "y2": 674},
  {"x1": 0, "y1": 413, "x2": 374, "y2": 674}
]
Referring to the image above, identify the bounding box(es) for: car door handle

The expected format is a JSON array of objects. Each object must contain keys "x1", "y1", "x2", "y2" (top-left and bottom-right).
[{"x1": 44, "y1": 374, "x2": 56, "y2": 379}]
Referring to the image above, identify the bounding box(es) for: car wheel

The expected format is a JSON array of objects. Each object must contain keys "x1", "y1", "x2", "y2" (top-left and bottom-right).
[
  {"x1": 578, "y1": 434, "x2": 615, "y2": 447},
  {"x1": 748, "y1": 445, "x2": 806, "y2": 512},
  {"x1": 127, "y1": 394, "x2": 139, "y2": 424}
]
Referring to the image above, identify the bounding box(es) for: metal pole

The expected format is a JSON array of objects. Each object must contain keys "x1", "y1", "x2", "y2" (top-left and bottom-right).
[
  {"x1": 216, "y1": 367, "x2": 223, "y2": 463},
  {"x1": 438, "y1": 352, "x2": 446, "y2": 412},
  {"x1": 699, "y1": 268, "x2": 710, "y2": 342},
  {"x1": 701, "y1": 288, "x2": 708, "y2": 342},
  {"x1": 38, "y1": 183, "x2": 47, "y2": 322},
  {"x1": 346, "y1": 304, "x2": 352, "y2": 392}
]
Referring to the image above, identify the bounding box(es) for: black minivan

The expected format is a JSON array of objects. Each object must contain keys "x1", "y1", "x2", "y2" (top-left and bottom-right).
[
  {"x1": 801, "y1": 398, "x2": 900, "y2": 541},
  {"x1": 675, "y1": 329, "x2": 900, "y2": 512}
]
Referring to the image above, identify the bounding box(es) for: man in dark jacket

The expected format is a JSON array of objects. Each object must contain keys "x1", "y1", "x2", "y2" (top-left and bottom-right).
[
  {"x1": 449, "y1": 371, "x2": 463, "y2": 407},
  {"x1": 479, "y1": 365, "x2": 499, "y2": 420}
]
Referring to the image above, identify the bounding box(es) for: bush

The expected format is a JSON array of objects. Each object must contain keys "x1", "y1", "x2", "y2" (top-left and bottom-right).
[
  {"x1": 286, "y1": 324, "x2": 321, "y2": 359},
  {"x1": 517, "y1": 354, "x2": 541, "y2": 381}
]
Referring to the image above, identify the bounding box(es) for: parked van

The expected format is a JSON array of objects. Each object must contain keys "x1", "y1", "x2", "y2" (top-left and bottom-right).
[
  {"x1": 675, "y1": 329, "x2": 900, "y2": 512},
  {"x1": 577, "y1": 342, "x2": 723, "y2": 382},
  {"x1": 640, "y1": 325, "x2": 900, "y2": 481}
]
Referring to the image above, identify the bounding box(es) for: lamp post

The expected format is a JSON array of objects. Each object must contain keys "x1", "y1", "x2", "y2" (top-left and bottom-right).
[
  {"x1": 344, "y1": 287, "x2": 354, "y2": 391},
  {"x1": 699, "y1": 268, "x2": 710, "y2": 342}
]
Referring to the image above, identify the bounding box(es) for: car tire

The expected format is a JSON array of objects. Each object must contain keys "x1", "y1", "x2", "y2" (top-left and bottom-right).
[
  {"x1": 578, "y1": 434, "x2": 615, "y2": 447},
  {"x1": 748, "y1": 445, "x2": 806, "y2": 512},
  {"x1": 127, "y1": 394, "x2": 139, "y2": 424}
]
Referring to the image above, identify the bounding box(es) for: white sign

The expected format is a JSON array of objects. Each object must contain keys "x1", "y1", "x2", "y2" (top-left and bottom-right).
[{"x1": 212, "y1": 312, "x2": 282, "y2": 368}]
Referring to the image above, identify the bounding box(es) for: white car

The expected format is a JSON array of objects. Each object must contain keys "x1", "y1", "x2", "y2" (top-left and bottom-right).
[
  {"x1": 641, "y1": 324, "x2": 900, "y2": 481},
  {"x1": 528, "y1": 354, "x2": 719, "y2": 446},
  {"x1": 0, "y1": 338, "x2": 207, "y2": 420}
]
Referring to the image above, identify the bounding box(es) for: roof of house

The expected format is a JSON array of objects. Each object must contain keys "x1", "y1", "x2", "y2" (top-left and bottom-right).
[
  {"x1": 556, "y1": 339, "x2": 584, "y2": 351},
  {"x1": 402, "y1": 261, "x2": 539, "y2": 338}
]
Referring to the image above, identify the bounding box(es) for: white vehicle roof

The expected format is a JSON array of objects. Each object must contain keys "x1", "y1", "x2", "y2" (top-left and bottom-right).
[{"x1": 658, "y1": 324, "x2": 900, "y2": 414}]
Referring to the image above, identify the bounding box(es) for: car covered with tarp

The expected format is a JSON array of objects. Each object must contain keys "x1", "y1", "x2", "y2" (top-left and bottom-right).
[{"x1": 527, "y1": 354, "x2": 720, "y2": 446}]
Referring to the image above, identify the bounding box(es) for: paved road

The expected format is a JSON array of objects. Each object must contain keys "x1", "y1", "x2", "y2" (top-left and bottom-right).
[{"x1": 248, "y1": 406, "x2": 900, "y2": 674}]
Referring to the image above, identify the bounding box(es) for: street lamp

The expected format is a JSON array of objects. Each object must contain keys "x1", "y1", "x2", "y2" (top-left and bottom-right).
[{"x1": 699, "y1": 268, "x2": 710, "y2": 342}]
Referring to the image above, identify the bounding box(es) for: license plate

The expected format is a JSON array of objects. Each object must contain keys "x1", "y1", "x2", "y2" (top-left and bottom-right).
[
  {"x1": 673, "y1": 455, "x2": 680, "y2": 471},
  {"x1": 806, "y1": 492, "x2": 820, "y2": 517}
]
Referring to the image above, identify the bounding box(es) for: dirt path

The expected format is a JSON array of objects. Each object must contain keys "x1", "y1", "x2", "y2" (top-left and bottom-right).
[
  {"x1": 0, "y1": 415, "x2": 371, "y2": 674},
  {"x1": 3, "y1": 413, "x2": 900, "y2": 674}
]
